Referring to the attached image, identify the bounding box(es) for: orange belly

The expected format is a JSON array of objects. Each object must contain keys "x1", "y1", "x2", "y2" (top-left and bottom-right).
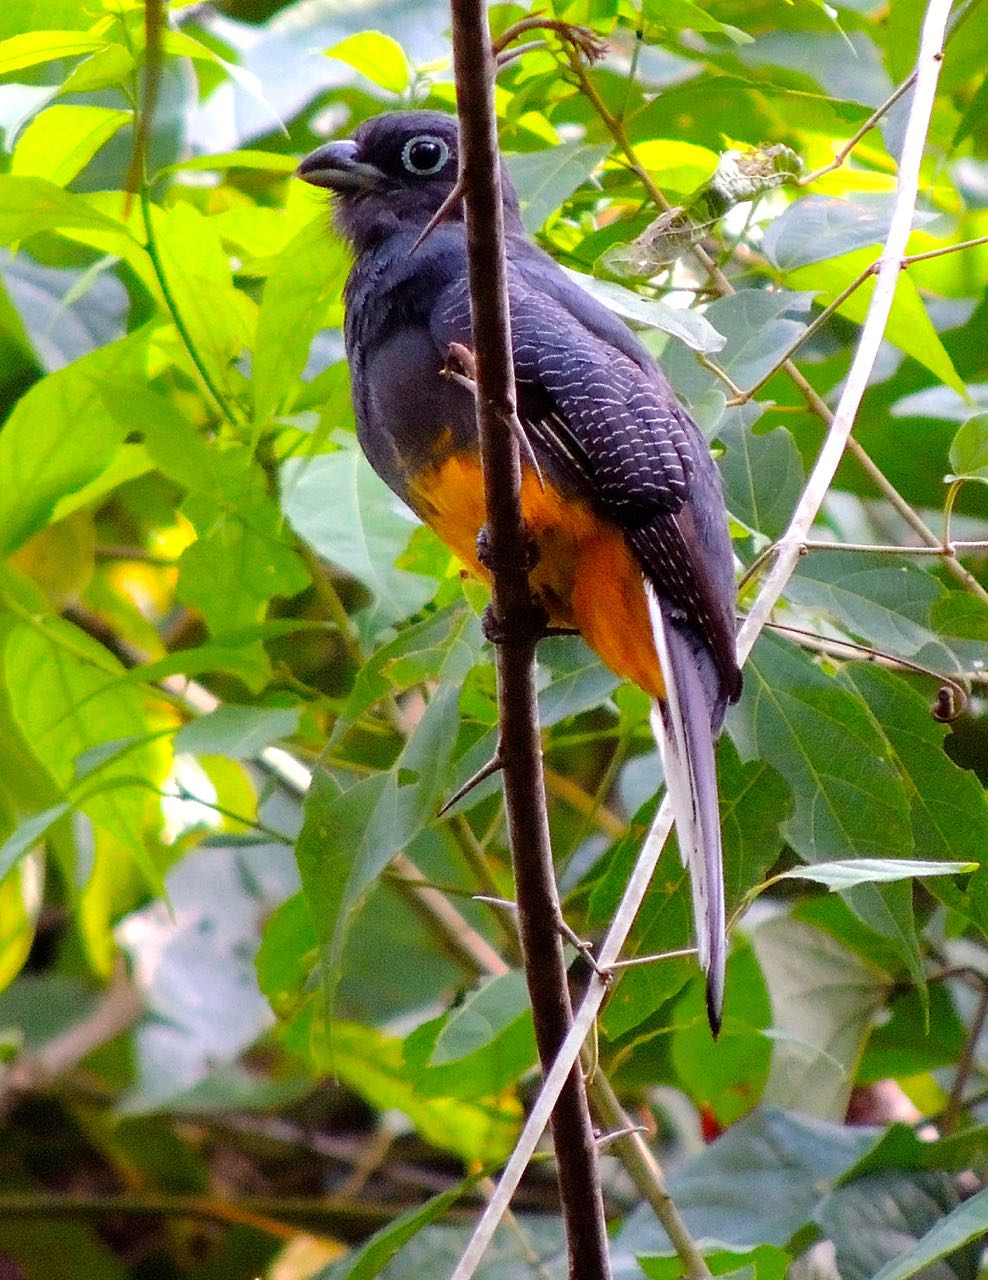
[{"x1": 407, "y1": 452, "x2": 665, "y2": 699}]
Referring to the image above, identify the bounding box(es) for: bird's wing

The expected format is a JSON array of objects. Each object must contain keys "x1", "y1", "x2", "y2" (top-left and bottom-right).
[{"x1": 430, "y1": 268, "x2": 738, "y2": 698}]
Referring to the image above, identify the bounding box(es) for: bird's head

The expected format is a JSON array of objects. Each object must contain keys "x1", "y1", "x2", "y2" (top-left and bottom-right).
[{"x1": 297, "y1": 110, "x2": 518, "y2": 250}]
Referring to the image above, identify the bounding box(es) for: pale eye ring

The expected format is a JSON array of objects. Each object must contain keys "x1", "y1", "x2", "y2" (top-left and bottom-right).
[{"x1": 401, "y1": 134, "x2": 450, "y2": 176}]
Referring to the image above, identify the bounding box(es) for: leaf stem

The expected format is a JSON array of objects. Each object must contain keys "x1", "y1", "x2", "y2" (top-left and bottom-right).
[
  {"x1": 797, "y1": 73, "x2": 917, "y2": 187},
  {"x1": 138, "y1": 186, "x2": 241, "y2": 425}
]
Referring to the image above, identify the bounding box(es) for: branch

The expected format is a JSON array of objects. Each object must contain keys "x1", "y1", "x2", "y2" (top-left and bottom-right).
[
  {"x1": 449, "y1": 2, "x2": 956, "y2": 1273},
  {"x1": 448, "y1": 3, "x2": 611, "y2": 1278}
]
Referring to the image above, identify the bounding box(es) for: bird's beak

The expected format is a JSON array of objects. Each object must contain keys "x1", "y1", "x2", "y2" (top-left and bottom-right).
[{"x1": 296, "y1": 140, "x2": 382, "y2": 192}]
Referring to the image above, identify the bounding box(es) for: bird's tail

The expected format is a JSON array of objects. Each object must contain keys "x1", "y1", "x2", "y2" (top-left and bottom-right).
[{"x1": 644, "y1": 580, "x2": 726, "y2": 1034}]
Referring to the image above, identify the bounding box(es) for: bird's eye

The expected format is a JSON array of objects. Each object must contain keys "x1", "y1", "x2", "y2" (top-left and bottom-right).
[{"x1": 401, "y1": 135, "x2": 450, "y2": 176}]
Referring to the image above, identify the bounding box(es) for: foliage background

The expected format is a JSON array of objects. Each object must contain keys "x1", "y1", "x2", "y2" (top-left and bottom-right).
[{"x1": 0, "y1": 0, "x2": 986, "y2": 1277}]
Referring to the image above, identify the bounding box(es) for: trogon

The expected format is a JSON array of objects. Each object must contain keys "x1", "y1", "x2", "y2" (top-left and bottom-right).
[{"x1": 297, "y1": 110, "x2": 742, "y2": 1030}]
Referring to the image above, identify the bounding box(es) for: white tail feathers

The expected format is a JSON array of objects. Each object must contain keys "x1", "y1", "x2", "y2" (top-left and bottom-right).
[{"x1": 643, "y1": 579, "x2": 726, "y2": 1033}]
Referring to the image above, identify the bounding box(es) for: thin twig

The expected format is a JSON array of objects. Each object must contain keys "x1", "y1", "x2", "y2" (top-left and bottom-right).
[
  {"x1": 797, "y1": 73, "x2": 917, "y2": 186},
  {"x1": 452, "y1": 3, "x2": 956, "y2": 1271},
  {"x1": 764, "y1": 621, "x2": 972, "y2": 711},
  {"x1": 801, "y1": 538, "x2": 988, "y2": 555},
  {"x1": 900, "y1": 233, "x2": 988, "y2": 265}
]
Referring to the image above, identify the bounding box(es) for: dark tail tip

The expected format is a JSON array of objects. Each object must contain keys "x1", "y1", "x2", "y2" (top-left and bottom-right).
[{"x1": 706, "y1": 973, "x2": 723, "y2": 1039}]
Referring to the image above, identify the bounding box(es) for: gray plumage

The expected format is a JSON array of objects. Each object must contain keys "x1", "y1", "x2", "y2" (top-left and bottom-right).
[{"x1": 297, "y1": 110, "x2": 741, "y2": 1029}]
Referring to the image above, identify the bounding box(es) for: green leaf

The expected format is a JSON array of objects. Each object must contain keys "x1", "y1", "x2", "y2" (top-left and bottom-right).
[
  {"x1": 629, "y1": 76, "x2": 870, "y2": 153},
  {"x1": 172, "y1": 445, "x2": 309, "y2": 667},
  {"x1": 763, "y1": 196, "x2": 936, "y2": 272},
  {"x1": 149, "y1": 201, "x2": 253, "y2": 402},
  {"x1": 643, "y1": 0, "x2": 751, "y2": 42},
  {"x1": 663, "y1": 290, "x2": 810, "y2": 405},
  {"x1": 561, "y1": 268, "x2": 725, "y2": 354},
  {"x1": 281, "y1": 446, "x2": 438, "y2": 640},
  {"x1": 404, "y1": 970, "x2": 537, "y2": 1099},
  {"x1": 752, "y1": 917, "x2": 888, "y2": 1121},
  {"x1": 506, "y1": 142, "x2": 611, "y2": 233},
  {"x1": 719, "y1": 738, "x2": 793, "y2": 911},
  {"x1": 0, "y1": 331, "x2": 170, "y2": 555},
  {"x1": 11, "y1": 104, "x2": 131, "y2": 187},
  {"x1": 0, "y1": 803, "x2": 70, "y2": 882},
  {"x1": 599, "y1": 740, "x2": 789, "y2": 1038},
  {"x1": 161, "y1": 29, "x2": 282, "y2": 130},
  {"x1": 617, "y1": 1107, "x2": 877, "y2": 1254},
  {"x1": 57, "y1": 42, "x2": 135, "y2": 95},
  {"x1": 175, "y1": 706, "x2": 301, "y2": 761},
  {"x1": 844, "y1": 879, "x2": 923, "y2": 997},
  {"x1": 255, "y1": 892, "x2": 316, "y2": 1014},
  {"x1": 719, "y1": 406, "x2": 804, "y2": 540},
  {"x1": 858, "y1": 986, "x2": 967, "y2": 1084},
  {"x1": 948, "y1": 412, "x2": 988, "y2": 482},
  {"x1": 670, "y1": 942, "x2": 772, "y2": 1125},
  {"x1": 4, "y1": 619, "x2": 160, "y2": 885},
  {"x1": 0, "y1": 29, "x2": 105, "y2": 74},
  {"x1": 253, "y1": 220, "x2": 349, "y2": 425},
  {"x1": 773, "y1": 858, "x2": 975, "y2": 890},
  {"x1": 0, "y1": 175, "x2": 132, "y2": 251},
  {"x1": 819, "y1": 1177, "x2": 988, "y2": 1280},
  {"x1": 640, "y1": 1246, "x2": 789, "y2": 1280},
  {"x1": 297, "y1": 685, "x2": 460, "y2": 1021},
  {"x1": 318, "y1": 1174, "x2": 481, "y2": 1280},
  {"x1": 787, "y1": 553, "x2": 946, "y2": 656},
  {"x1": 787, "y1": 251, "x2": 966, "y2": 396},
  {"x1": 730, "y1": 633, "x2": 912, "y2": 863},
  {"x1": 158, "y1": 150, "x2": 300, "y2": 177},
  {"x1": 536, "y1": 633, "x2": 619, "y2": 726},
  {"x1": 599, "y1": 824, "x2": 695, "y2": 1038},
  {"x1": 844, "y1": 1120, "x2": 988, "y2": 1180},
  {"x1": 324, "y1": 30, "x2": 411, "y2": 94},
  {"x1": 311, "y1": 1020, "x2": 520, "y2": 1165},
  {"x1": 331, "y1": 603, "x2": 484, "y2": 747},
  {"x1": 838, "y1": 664, "x2": 988, "y2": 874}
]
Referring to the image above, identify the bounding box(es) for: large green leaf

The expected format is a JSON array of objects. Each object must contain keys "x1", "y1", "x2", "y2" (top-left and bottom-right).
[
  {"x1": 324, "y1": 29, "x2": 411, "y2": 94},
  {"x1": 752, "y1": 916, "x2": 888, "y2": 1121},
  {"x1": 11, "y1": 104, "x2": 131, "y2": 187},
  {"x1": 404, "y1": 970, "x2": 537, "y2": 1099},
  {"x1": 507, "y1": 142, "x2": 611, "y2": 233},
  {"x1": 0, "y1": 330, "x2": 170, "y2": 556},
  {"x1": 629, "y1": 76, "x2": 870, "y2": 151},
  {"x1": 948, "y1": 412, "x2": 988, "y2": 482},
  {"x1": 838, "y1": 664, "x2": 988, "y2": 870},
  {"x1": 730, "y1": 633, "x2": 912, "y2": 863},
  {"x1": 281, "y1": 446, "x2": 438, "y2": 640},
  {"x1": 174, "y1": 706, "x2": 301, "y2": 761},
  {"x1": 617, "y1": 1107, "x2": 878, "y2": 1255},
  {"x1": 3, "y1": 618, "x2": 160, "y2": 883},
  {"x1": 330, "y1": 603, "x2": 485, "y2": 748},
  {"x1": 787, "y1": 250, "x2": 966, "y2": 395},
  {"x1": 787, "y1": 553, "x2": 946, "y2": 656},
  {"x1": 149, "y1": 201, "x2": 254, "y2": 404},
  {"x1": 670, "y1": 941, "x2": 772, "y2": 1125},
  {"x1": 316, "y1": 1174, "x2": 480, "y2": 1280},
  {"x1": 308, "y1": 1020, "x2": 520, "y2": 1165},
  {"x1": 252, "y1": 219, "x2": 349, "y2": 426},
  {"x1": 718, "y1": 406, "x2": 804, "y2": 540},
  {"x1": 763, "y1": 195, "x2": 936, "y2": 272},
  {"x1": 166, "y1": 443, "x2": 309, "y2": 678},
  {"x1": 818, "y1": 1176, "x2": 986, "y2": 1280},
  {"x1": 296, "y1": 684, "x2": 460, "y2": 1020}
]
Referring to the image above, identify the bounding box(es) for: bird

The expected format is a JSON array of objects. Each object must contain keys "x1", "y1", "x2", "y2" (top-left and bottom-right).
[{"x1": 297, "y1": 110, "x2": 741, "y2": 1032}]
